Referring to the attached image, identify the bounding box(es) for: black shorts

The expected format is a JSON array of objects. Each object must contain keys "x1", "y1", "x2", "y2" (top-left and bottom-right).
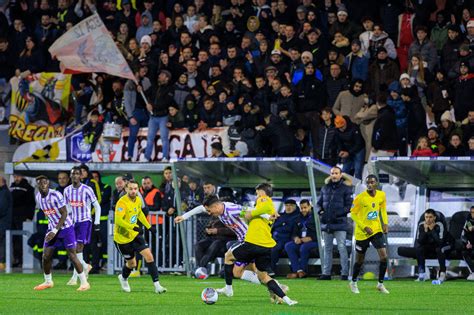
[
  {"x1": 355, "y1": 232, "x2": 386, "y2": 254},
  {"x1": 231, "y1": 242, "x2": 271, "y2": 272},
  {"x1": 115, "y1": 235, "x2": 148, "y2": 260}
]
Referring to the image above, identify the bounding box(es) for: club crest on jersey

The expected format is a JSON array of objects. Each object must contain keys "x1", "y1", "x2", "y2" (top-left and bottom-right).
[
  {"x1": 367, "y1": 211, "x2": 378, "y2": 220},
  {"x1": 130, "y1": 215, "x2": 137, "y2": 224}
]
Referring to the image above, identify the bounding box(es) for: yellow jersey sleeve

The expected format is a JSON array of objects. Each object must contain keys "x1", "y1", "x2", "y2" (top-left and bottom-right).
[
  {"x1": 244, "y1": 196, "x2": 276, "y2": 248},
  {"x1": 380, "y1": 191, "x2": 388, "y2": 226},
  {"x1": 137, "y1": 199, "x2": 151, "y2": 230}
]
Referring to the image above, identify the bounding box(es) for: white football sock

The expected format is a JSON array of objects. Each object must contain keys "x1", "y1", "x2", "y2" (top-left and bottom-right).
[
  {"x1": 225, "y1": 285, "x2": 233, "y2": 292},
  {"x1": 283, "y1": 296, "x2": 292, "y2": 304},
  {"x1": 78, "y1": 272, "x2": 87, "y2": 285},
  {"x1": 71, "y1": 252, "x2": 84, "y2": 280},
  {"x1": 241, "y1": 270, "x2": 261, "y2": 285},
  {"x1": 44, "y1": 273, "x2": 52, "y2": 283}
]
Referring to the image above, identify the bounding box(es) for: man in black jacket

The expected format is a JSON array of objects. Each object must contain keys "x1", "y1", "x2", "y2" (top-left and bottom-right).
[
  {"x1": 271, "y1": 199, "x2": 300, "y2": 274},
  {"x1": 368, "y1": 93, "x2": 398, "y2": 175},
  {"x1": 462, "y1": 206, "x2": 474, "y2": 281},
  {"x1": 0, "y1": 177, "x2": 12, "y2": 271},
  {"x1": 334, "y1": 115, "x2": 365, "y2": 179},
  {"x1": 294, "y1": 63, "x2": 326, "y2": 157},
  {"x1": 10, "y1": 175, "x2": 35, "y2": 267},
  {"x1": 415, "y1": 209, "x2": 451, "y2": 282},
  {"x1": 194, "y1": 217, "x2": 236, "y2": 278},
  {"x1": 284, "y1": 199, "x2": 318, "y2": 279},
  {"x1": 145, "y1": 70, "x2": 174, "y2": 162},
  {"x1": 257, "y1": 114, "x2": 295, "y2": 156},
  {"x1": 317, "y1": 167, "x2": 353, "y2": 280}
]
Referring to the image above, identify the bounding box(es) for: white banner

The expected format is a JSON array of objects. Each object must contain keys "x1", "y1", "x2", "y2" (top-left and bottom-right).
[{"x1": 92, "y1": 127, "x2": 230, "y2": 162}]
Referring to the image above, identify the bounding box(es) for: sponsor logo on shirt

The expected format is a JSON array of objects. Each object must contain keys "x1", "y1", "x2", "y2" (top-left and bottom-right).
[
  {"x1": 367, "y1": 211, "x2": 378, "y2": 220},
  {"x1": 70, "y1": 201, "x2": 84, "y2": 207},
  {"x1": 44, "y1": 208, "x2": 56, "y2": 216}
]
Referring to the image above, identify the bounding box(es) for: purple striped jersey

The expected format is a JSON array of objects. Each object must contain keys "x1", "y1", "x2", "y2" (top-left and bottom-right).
[
  {"x1": 36, "y1": 189, "x2": 73, "y2": 231},
  {"x1": 63, "y1": 184, "x2": 97, "y2": 223},
  {"x1": 218, "y1": 202, "x2": 248, "y2": 242}
]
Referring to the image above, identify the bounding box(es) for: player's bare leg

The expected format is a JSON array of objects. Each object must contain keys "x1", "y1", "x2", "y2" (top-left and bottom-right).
[
  {"x1": 34, "y1": 247, "x2": 55, "y2": 290},
  {"x1": 67, "y1": 248, "x2": 90, "y2": 291},
  {"x1": 139, "y1": 248, "x2": 166, "y2": 293},
  {"x1": 67, "y1": 243, "x2": 91, "y2": 285},
  {"x1": 350, "y1": 252, "x2": 365, "y2": 294},
  {"x1": 118, "y1": 257, "x2": 135, "y2": 292},
  {"x1": 257, "y1": 271, "x2": 297, "y2": 306},
  {"x1": 375, "y1": 248, "x2": 389, "y2": 294},
  {"x1": 217, "y1": 250, "x2": 236, "y2": 297}
]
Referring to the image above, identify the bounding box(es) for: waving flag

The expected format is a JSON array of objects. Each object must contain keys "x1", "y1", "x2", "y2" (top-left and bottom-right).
[{"x1": 49, "y1": 13, "x2": 136, "y2": 82}]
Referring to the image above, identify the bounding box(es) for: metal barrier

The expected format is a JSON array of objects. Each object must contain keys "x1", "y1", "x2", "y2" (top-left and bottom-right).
[
  {"x1": 5, "y1": 229, "x2": 33, "y2": 274},
  {"x1": 108, "y1": 211, "x2": 198, "y2": 274}
]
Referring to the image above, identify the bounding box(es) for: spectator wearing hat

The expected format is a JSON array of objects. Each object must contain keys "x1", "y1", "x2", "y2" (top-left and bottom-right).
[
  {"x1": 387, "y1": 81, "x2": 409, "y2": 156},
  {"x1": 368, "y1": 93, "x2": 398, "y2": 174},
  {"x1": 399, "y1": 72, "x2": 426, "y2": 148},
  {"x1": 344, "y1": 39, "x2": 369, "y2": 81},
  {"x1": 144, "y1": 70, "x2": 174, "y2": 161},
  {"x1": 454, "y1": 62, "x2": 474, "y2": 121},
  {"x1": 368, "y1": 24, "x2": 397, "y2": 61},
  {"x1": 466, "y1": 18, "x2": 474, "y2": 51},
  {"x1": 441, "y1": 25, "x2": 463, "y2": 75},
  {"x1": 367, "y1": 47, "x2": 400, "y2": 99},
  {"x1": 329, "y1": 5, "x2": 361, "y2": 42},
  {"x1": 115, "y1": 0, "x2": 137, "y2": 36},
  {"x1": 167, "y1": 104, "x2": 186, "y2": 130},
  {"x1": 447, "y1": 43, "x2": 474, "y2": 80},
  {"x1": 427, "y1": 70, "x2": 452, "y2": 124},
  {"x1": 439, "y1": 111, "x2": 461, "y2": 148},
  {"x1": 302, "y1": 28, "x2": 327, "y2": 66},
  {"x1": 211, "y1": 142, "x2": 227, "y2": 157},
  {"x1": 334, "y1": 115, "x2": 365, "y2": 179},
  {"x1": 427, "y1": 127, "x2": 446, "y2": 155},
  {"x1": 124, "y1": 65, "x2": 152, "y2": 161},
  {"x1": 136, "y1": 10, "x2": 153, "y2": 43},
  {"x1": 317, "y1": 166, "x2": 353, "y2": 280},
  {"x1": 269, "y1": 49, "x2": 290, "y2": 81},
  {"x1": 270, "y1": 199, "x2": 300, "y2": 274},
  {"x1": 136, "y1": 34, "x2": 158, "y2": 83},
  {"x1": 333, "y1": 79, "x2": 366, "y2": 122},
  {"x1": 408, "y1": 25, "x2": 438, "y2": 72},
  {"x1": 294, "y1": 62, "x2": 325, "y2": 157}
]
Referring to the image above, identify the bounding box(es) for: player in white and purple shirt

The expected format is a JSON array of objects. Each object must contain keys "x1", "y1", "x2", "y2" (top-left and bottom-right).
[
  {"x1": 63, "y1": 166, "x2": 101, "y2": 285},
  {"x1": 174, "y1": 195, "x2": 271, "y2": 285},
  {"x1": 34, "y1": 175, "x2": 90, "y2": 292}
]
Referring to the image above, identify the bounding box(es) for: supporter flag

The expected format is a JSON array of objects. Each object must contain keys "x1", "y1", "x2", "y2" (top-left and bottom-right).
[{"x1": 49, "y1": 12, "x2": 136, "y2": 82}]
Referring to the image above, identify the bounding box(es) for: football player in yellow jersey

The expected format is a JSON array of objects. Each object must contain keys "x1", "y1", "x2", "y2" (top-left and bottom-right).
[
  {"x1": 217, "y1": 183, "x2": 298, "y2": 306},
  {"x1": 349, "y1": 175, "x2": 390, "y2": 294},
  {"x1": 114, "y1": 180, "x2": 167, "y2": 294}
]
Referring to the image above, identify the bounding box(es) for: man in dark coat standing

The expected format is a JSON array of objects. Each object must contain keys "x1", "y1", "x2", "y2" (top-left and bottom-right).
[
  {"x1": 317, "y1": 167, "x2": 353, "y2": 280},
  {"x1": 0, "y1": 176, "x2": 12, "y2": 271}
]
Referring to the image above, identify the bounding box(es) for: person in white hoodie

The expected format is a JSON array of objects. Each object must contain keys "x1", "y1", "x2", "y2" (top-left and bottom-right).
[
  {"x1": 183, "y1": 4, "x2": 199, "y2": 34},
  {"x1": 359, "y1": 16, "x2": 374, "y2": 56},
  {"x1": 367, "y1": 24, "x2": 397, "y2": 61}
]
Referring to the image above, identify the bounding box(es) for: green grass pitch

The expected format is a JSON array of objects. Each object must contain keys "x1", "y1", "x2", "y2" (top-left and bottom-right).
[{"x1": 0, "y1": 274, "x2": 471, "y2": 314}]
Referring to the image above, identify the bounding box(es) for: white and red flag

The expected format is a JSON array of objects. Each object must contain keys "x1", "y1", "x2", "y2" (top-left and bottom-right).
[{"x1": 49, "y1": 12, "x2": 136, "y2": 82}]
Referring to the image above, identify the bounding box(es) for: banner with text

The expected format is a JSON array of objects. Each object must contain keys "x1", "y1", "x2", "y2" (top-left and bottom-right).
[
  {"x1": 9, "y1": 73, "x2": 71, "y2": 142},
  {"x1": 92, "y1": 127, "x2": 230, "y2": 162}
]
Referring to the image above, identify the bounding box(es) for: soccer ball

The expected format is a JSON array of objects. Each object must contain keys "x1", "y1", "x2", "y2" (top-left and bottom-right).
[
  {"x1": 201, "y1": 287, "x2": 218, "y2": 305},
  {"x1": 195, "y1": 267, "x2": 209, "y2": 280},
  {"x1": 362, "y1": 271, "x2": 376, "y2": 280}
]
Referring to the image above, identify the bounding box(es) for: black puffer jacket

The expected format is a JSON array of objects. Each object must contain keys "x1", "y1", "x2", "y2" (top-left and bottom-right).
[
  {"x1": 335, "y1": 118, "x2": 365, "y2": 155},
  {"x1": 151, "y1": 83, "x2": 175, "y2": 117},
  {"x1": 317, "y1": 175, "x2": 353, "y2": 232},
  {"x1": 372, "y1": 105, "x2": 398, "y2": 151},
  {"x1": 294, "y1": 74, "x2": 325, "y2": 113},
  {"x1": 10, "y1": 178, "x2": 36, "y2": 221}
]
